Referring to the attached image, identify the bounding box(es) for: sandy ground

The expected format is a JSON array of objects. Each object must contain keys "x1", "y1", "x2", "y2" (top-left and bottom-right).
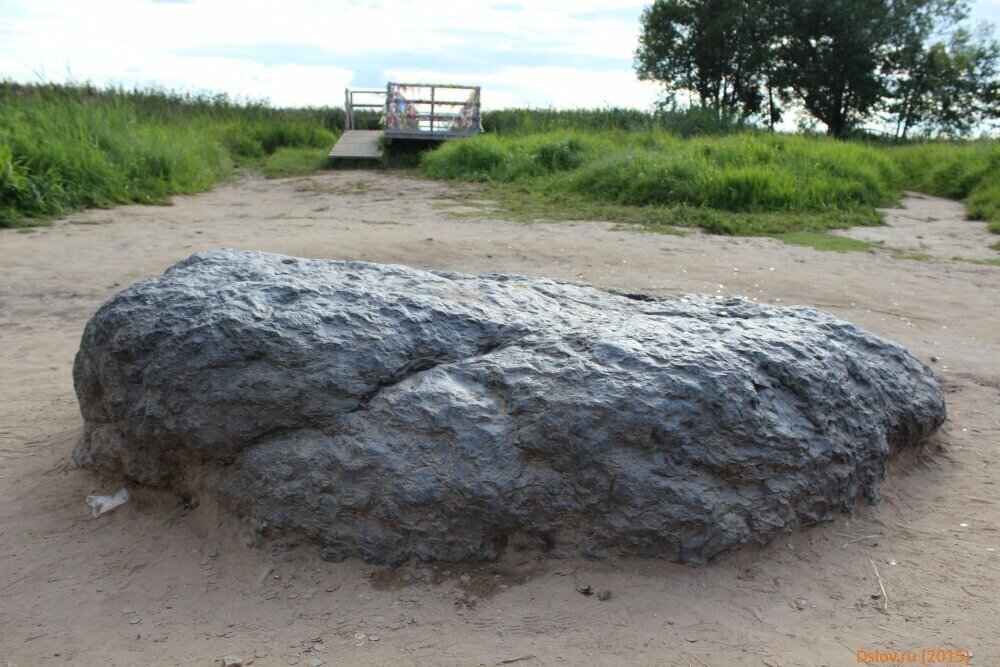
[
  {"x1": 839, "y1": 192, "x2": 999, "y2": 261},
  {"x1": 1, "y1": 171, "x2": 998, "y2": 667}
]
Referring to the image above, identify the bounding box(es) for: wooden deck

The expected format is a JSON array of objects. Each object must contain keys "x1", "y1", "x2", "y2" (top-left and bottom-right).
[{"x1": 328, "y1": 130, "x2": 384, "y2": 160}]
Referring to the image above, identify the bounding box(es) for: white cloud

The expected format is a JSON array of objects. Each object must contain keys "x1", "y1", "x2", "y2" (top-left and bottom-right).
[
  {"x1": 0, "y1": 0, "x2": 654, "y2": 108},
  {"x1": 3, "y1": 0, "x2": 998, "y2": 108},
  {"x1": 388, "y1": 65, "x2": 661, "y2": 110}
]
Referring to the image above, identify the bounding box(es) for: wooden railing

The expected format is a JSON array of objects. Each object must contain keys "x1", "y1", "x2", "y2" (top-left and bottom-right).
[
  {"x1": 344, "y1": 89, "x2": 386, "y2": 131},
  {"x1": 384, "y1": 82, "x2": 481, "y2": 137},
  {"x1": 343, "y1": 83, "x2": 482, "y2": 138}
]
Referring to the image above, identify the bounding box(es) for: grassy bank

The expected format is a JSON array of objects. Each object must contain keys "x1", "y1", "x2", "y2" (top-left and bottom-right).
[
  {"x1": 887, "y1": 141, "x2": 1000, "y2": 233},
  {"x1": 0, "y1": 83, "x2": 338, "y2": 227},
  {"x1": 5, "y1": 84, "x2": 997, "y2": 242},
  {"x1": 422, "y1": 130, "x2": 901, "y2": 235}
]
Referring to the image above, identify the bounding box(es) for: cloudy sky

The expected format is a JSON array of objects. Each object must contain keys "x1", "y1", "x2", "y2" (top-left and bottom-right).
[{"x1": 1, "y1": 0, "x2": 999, "y2": 110}]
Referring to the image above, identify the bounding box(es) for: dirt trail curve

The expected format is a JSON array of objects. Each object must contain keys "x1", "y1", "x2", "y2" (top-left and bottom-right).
[
  {"x1": 1, "y1": 172, "x2": 998, "y2": 666},
  {"x1": 839, "y1": 191, "x2": 998, "y2": 260}
]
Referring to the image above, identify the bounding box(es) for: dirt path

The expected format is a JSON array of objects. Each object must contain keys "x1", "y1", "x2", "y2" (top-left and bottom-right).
[
  {"x1": 1, "y1": 172, "x2": 998, "y2": 666},
  {"x1": 839, "y1": 191, "x2": 998, "y2": 260}
]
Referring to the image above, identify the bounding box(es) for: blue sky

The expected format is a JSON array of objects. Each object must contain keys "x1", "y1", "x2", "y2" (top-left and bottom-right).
[{"x1": 1, "y1": 0, "x2": 998, "y2": 109}]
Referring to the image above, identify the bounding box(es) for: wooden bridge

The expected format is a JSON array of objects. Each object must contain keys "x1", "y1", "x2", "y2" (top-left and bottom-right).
[
  {"x1": 327, "y1": 131, "x2": 384, "y2": 159},
  {"x1": 328, "y1": 83, "x2": 481, "y2": 161}
]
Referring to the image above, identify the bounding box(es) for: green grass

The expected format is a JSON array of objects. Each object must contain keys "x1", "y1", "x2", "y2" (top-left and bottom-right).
[
  {"x1": 886, "y1": 141, "x2": 1000, "y2": 234},
  {"x1": 421, "y1": 130, "x2": 900, "y2": 235},
  {"x1": 772, "y1": 232, "x2": 877, "y2": 252},
  {"x1": 953, "y1": 256, "x2": 1000, "y2": 266},
  {"x1": 260, "y1": 147, "x2": 332, "y2": 179},
  {"x1": 0, "y1": 82, "x2": 338, "y2": 227},
  {"x1": 894, "y1": 251, "x2": 935, "y2": 261},
  {"x1": 609, "y1": 222, "x2": 689, "y2": 236}
]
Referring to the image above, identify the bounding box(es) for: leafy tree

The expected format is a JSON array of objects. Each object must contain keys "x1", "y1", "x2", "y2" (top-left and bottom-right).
[
  {"x1": 889, "y1": 26, "x2": 1000, "y2": 138},
  {"x1": 635, "y1": 0, "x2": 781, "y2": 124},
  {"x1": 773, "y1": 0, "x2": 891, "y2": 137},
  {"x1": 635, "y1": 0, "x2": 998, "y2": 137}
]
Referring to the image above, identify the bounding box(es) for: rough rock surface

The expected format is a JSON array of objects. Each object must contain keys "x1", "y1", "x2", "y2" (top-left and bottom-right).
[{"x1": 73, "y1": 249, "x2": 946, "y2": 565}]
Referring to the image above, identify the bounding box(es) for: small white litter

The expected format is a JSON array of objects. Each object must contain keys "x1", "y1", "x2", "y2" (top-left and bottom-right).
[{"x1": 86, "y1": 488, "x2": 129, "y2": 518}]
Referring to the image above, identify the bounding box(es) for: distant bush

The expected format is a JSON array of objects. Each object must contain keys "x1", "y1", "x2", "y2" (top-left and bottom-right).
[
  {"x1": 483, "y1": 108, "x2": 653, "y2": 134},
  {"x1": 482, "y1": 106, "x2": 751, "y2": 137},
  {"x1": 653, "y1": 106, "x2": 753, "y2": 137}
]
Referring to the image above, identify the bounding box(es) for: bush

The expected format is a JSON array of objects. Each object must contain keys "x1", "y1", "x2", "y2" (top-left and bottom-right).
[
  {"x1": 482, "y1": 108, "x2": 653, "y2": 134},
  {"x1": 653, "y1": 105, "x2": 751, "y2": 137},
  {"x1": 967, "y1": 180, "x2": 1000, "y2": 233},
  {"x1": 533, "y1": 138, "x2": 588, "y2": 172},
  {"x1": 423, "y1": 132, "x2": 611, "y2": 182},
  {"x1": 480, "y1": 106, "x2": 750, "y2": 137},
  {"x1": 422, "y1": 137, "x2": 509, "y2": 181}
]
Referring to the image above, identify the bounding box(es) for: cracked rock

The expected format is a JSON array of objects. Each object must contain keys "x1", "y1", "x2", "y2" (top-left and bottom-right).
[{"x1": 73, "y1": 249, "x2": 945, "y2": 565}]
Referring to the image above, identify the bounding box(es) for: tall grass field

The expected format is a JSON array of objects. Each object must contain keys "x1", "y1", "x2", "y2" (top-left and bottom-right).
[
  {"x1": 0, "y1": 82, "x2": 340, "y2": 227},
  {"x1": 2, "y1": 83, "x2": 998, "y2": 240},
  {"x1": 421, "y1": 130, "x2": 904, "y2": 234},
  {"x1": 481, "y1": 106, "x2": 750, "y2": 137}
]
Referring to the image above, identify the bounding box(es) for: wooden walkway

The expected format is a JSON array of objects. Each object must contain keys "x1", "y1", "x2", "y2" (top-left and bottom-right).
[{"x1": 328, "y1": 130, "x2": 384, "y2": 160}]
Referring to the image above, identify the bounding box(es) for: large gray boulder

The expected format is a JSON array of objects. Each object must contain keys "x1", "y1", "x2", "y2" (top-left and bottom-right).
[{"x1": 73, "y1": 249, "x2": 945, "y2": 565}]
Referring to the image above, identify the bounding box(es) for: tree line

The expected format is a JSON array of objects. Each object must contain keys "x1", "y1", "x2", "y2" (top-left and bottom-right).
[{"x1": 634, "y1": 0, "x2": 1000, "y2": 138}]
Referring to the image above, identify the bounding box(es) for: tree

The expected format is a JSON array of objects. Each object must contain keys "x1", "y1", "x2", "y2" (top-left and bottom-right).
[
  {"x1": 635, "y1": 0, "x2": 998, "y2": 138},
  {"x1": 635, "y1": 0, "x2": 781, "y2": 124},
  {"x1": 773, "y1": 0, "x2": 891, "y2": 137},
  {"x1": 889, "y1": 26, "x2": 1000, "y2": 138}
]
